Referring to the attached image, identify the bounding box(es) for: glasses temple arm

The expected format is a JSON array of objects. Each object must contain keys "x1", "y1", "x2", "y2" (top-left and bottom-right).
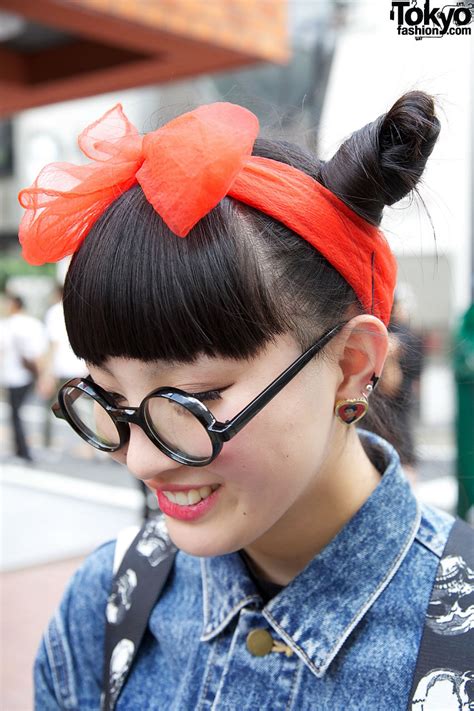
[{"x1": 211, "y1": 322, "x2": 347, "y2": 439}]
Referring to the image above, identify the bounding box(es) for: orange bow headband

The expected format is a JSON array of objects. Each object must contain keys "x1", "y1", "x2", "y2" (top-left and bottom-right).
[{"x1": 18, "y1": 102, "x2": 397, "y2": 324}]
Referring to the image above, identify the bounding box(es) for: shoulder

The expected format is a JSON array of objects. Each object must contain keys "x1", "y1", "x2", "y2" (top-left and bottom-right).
[
  {"x1": 69, "y1": 538, "x2": 116, "y2": 596},
  {"x1": 414, "y1": 502, "x2": 456, "y2": 558},
  {"x1": 34, "y1": 540, "x2": 116, "y2": 707},
  {"x1": 50, "y1": 538, "x2": 116, "y2": 646}
]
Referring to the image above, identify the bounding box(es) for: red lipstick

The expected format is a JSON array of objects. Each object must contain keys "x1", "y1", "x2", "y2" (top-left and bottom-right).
[{"x1": 149, "y1": 483, "x2": 221, "y2": 521}]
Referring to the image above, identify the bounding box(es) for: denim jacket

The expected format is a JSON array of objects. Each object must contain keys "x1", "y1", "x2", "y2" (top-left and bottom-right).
[{"x1": 34, "y1": 431, "x2": 455, "y2": 710}]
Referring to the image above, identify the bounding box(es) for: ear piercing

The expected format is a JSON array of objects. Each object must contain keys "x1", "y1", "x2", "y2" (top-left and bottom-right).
[{"x1": 334, "y1": 379, "x2": 376, "y2": 426}]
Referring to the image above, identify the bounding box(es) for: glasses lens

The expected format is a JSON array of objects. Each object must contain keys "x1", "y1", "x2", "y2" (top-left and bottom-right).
[
  {"x1": 144, "y1": 396, "x2": 213, "y2": 463},
  {"x1": 62, "y1": 386, "x2": 121, "y2": 449}
]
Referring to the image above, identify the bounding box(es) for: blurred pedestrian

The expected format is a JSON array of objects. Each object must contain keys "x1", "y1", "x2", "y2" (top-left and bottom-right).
[
  {"x1": 40, "y1": 283, "x2": 86, "y2": 448},
  {"x1": 0, "y1": 293, "x2": 47, "y2": 462},
  {"x1": 365, "y1": 290, "x2": 424, "y2": 485},
  {"x1": 387, "y1": 290, "x2": 424, "y2": 471}
]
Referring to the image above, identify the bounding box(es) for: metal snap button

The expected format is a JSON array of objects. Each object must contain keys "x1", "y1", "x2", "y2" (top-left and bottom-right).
[{"x1": 246, "y1": 628, "x2": 274, "y2": 656}]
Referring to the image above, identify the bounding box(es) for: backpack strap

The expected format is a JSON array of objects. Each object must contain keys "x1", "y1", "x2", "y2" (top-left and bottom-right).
[
  {"x1": 112, "y1": 525, "x2": 141, "y2": 574},
  {"x1": 407, "y1": 517, "x2": 474, "y2": 709},
  {"x1": 101, "y1": 516, "x2": 177, "y2": 711}
]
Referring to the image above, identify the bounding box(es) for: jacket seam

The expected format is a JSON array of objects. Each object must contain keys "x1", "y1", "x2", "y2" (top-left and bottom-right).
[
  {"x1": 45, "y1": 611, "x2": 78, "y2": 709},
  {"x1": 201, "y1": 558, "x2": 211, "y2": 637},
  {"x1": 262, "y1": 612, "x2": 323, "y2": 678},
  {"x1": 201, "y1": 594, "x2": 261, "y2": 641},
  {"x1": 414, "y1": 519, "x2": 455, "y2": 559},
  {"x1": 285, "y1": 656, "x2": 304, "y2": 711},
  {"x1": 210, "y1": 619, "x2": 242, "y2": 710},
  {"x1": 196, "y1": 642, "x2": 217, "y2": 711}
]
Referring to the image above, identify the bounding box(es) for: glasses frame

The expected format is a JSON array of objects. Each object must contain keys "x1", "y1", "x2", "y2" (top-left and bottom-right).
[{"x1": 52, "y1": 321, "x2": 348, "y2": 467}]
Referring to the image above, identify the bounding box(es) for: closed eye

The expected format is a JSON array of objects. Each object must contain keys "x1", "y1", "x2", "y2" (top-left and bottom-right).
[
  {"x1": 107, "y1": 389, "x2": 224, "y2": 406},
  {"x1": 107, "y1": 392, "x2": 127, "y2": 406},
  {"x1": 187, "y1": 390, "x2": 223, "y2": 403}
]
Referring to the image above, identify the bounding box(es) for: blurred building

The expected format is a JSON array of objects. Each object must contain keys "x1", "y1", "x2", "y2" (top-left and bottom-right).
[
  {"x1": 0, "y1": 0, "x2": 289, "y2": 115},
  {"x1": 0, "y1": 0, "x2": 344, "y2": 281}
]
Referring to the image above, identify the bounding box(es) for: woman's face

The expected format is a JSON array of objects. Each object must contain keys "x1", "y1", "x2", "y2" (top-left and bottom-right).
[{"x1": 87, "y1": 333, "x2": 341, "y2": 558}]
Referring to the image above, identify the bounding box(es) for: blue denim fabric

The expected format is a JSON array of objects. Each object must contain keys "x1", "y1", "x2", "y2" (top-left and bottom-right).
[{"x1": 34, "y1": 431, "x2": 455, "y2": 710}]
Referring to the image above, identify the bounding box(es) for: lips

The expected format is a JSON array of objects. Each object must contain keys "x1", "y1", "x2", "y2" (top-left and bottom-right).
[{"x1": 154, "y1": 484, "x2": 221, "y2": 521}]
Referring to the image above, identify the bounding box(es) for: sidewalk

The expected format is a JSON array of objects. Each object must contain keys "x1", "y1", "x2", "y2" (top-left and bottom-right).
[
  {"x1": 1, "y1": 556, "x2": 85, "y2": 711},
  {"x1": 1, "y1": 469, "x2": 142, "y2": 711}
]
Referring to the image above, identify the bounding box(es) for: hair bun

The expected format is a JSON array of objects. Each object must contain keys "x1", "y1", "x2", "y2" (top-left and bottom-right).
[{"x1": 319, "y1": 90, "x2": 441, "y2": 225}]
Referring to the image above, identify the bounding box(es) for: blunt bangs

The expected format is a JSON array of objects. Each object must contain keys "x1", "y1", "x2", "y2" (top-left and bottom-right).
[{"x1": 64, "y1": 185, "x2": 289, "y2": 366}]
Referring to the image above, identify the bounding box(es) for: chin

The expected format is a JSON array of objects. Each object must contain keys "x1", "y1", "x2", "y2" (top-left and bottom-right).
[{"x1": 164, "y1": 518, "x2": 243, "y2": 558}]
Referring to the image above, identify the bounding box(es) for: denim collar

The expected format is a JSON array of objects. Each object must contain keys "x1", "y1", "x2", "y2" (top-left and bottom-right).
[{"x1": 200, "y1": 431, "x2": 421, "y2": 678}]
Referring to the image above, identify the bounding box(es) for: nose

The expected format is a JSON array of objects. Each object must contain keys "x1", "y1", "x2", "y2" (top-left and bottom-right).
[{"x1": 123, "y1": 423, "x2": 182, "y2": 482}]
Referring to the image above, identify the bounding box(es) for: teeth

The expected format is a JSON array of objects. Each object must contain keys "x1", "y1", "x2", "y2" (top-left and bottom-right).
[
  {"x1": 187, "y1": 489, "x2": 201, "y2": 505},
  {"x1": 163, "y1": 484, "x2": 219, "y2": 506}
]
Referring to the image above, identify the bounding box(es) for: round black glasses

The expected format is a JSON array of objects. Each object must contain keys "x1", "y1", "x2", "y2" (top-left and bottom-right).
[{"x1": 52, "y1": 322, "x2": 348, "y2": 467}]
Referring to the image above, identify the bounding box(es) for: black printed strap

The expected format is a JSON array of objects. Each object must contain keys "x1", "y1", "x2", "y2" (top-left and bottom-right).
[
  {"x1": 101, "y1": 517, "x2": 177, "y2": 711},
  {"x1": 407, "y1": 517, "x2": 474, "y2": 710}
]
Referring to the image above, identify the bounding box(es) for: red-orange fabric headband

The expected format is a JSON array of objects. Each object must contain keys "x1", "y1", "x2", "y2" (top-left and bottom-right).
[{"x1": 18, "y1": 102, "x2": 397, "y2": 325}]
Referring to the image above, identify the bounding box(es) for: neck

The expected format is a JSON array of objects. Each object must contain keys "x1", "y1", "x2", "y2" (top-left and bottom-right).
[{"x1": 243, "y1": 428, "x2": 382, "y2": 586}]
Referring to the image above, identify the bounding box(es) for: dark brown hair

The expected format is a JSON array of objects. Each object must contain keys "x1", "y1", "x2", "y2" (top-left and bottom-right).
[{"x1": 63, "y1": 91, "x2": 440, "y2": 450}]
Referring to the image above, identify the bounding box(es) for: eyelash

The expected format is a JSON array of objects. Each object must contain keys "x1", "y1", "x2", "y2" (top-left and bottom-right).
[
  {"x1": 109, "y1": 389, "x2": 223, "y2": 405},
  {"x1": 190, "y1": 390, "x2": 223, "y2": 402}
]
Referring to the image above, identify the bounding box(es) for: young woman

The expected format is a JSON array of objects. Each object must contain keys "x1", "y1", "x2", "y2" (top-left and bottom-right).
[{"x1": 19, "y1": 92, "x2": 460, "y2": 710}]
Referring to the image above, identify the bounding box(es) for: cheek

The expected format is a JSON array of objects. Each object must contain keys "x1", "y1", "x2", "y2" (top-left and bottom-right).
[{"x1": 212, "y1": 397, "x2": 328, "y2": 499}]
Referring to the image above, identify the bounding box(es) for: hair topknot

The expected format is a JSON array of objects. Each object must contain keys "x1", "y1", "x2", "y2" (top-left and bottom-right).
[{"x1": 319, "y1": 90, "x2": 441, "y2": 226}]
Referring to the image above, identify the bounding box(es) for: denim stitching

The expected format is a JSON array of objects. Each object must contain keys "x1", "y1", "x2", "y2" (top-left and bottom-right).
[
  {"x1": 200, "y1": 558, "x2": 211, "y2": 637},
  {"x1": 44, "y1": 611, "x2": 78, "y2": 708},
  {"x1": 210, "y1": 618, "x2": 243, "y2": 710},
  {"x1": 201, "y1": 594, "x2": 261, "y2": 641},
  {"x1": 262, "y1": 612, "x2": 321, "y2": 676},
  {"x1": 196, "y1": 642, "x2": 218, "y2": 711},
  {"x1": 285, "y1": 658, "x2": 304, "y2": 711}
]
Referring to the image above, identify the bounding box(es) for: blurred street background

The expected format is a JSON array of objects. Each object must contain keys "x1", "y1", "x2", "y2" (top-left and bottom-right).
[{"x1": 0, "y1": 1, "x2": 473, "y2": 709}]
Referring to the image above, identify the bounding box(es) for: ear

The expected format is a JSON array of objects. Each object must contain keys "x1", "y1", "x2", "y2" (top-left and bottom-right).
[{"x1": 333, "y1": 315, "x2": 389, "y2": 401}]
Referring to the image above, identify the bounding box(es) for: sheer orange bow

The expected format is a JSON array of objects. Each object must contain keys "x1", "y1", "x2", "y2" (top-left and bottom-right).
[
  {"x1": 18, "y1": 103, "x2": 258, "y2": 265},
  {"x1": 18, "y1": 102, "x2": 396, "y2": 325}
]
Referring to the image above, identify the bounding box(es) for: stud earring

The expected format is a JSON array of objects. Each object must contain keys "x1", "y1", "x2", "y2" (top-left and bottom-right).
[{"x1": 334, "y1": 382, "x2": 374, "y2": 425}]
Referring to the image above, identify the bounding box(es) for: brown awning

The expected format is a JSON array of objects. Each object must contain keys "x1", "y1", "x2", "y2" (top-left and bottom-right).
[{"x1": 0, "y1": 0, "x2": 289, "y2": 117}]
